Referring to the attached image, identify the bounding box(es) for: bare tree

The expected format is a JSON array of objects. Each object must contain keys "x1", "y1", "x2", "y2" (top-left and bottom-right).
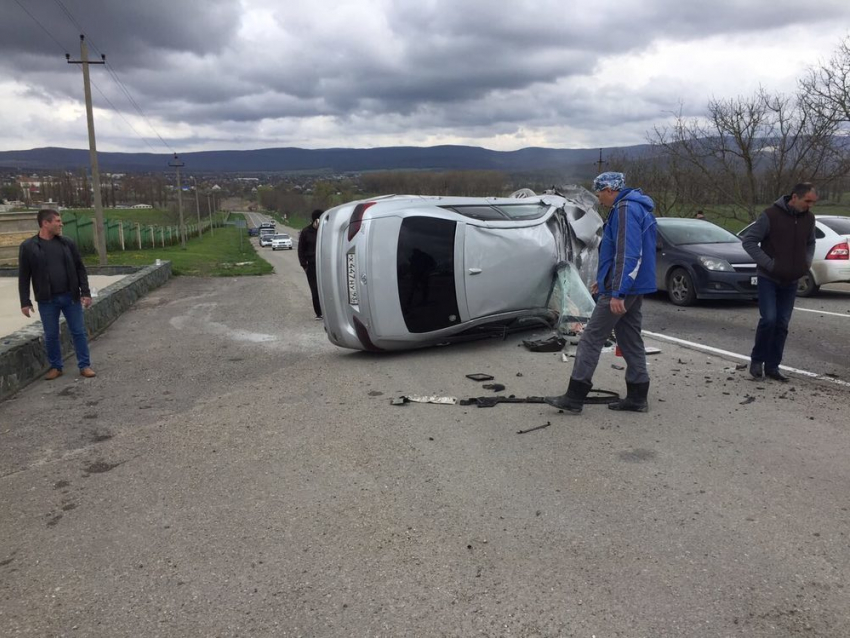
[
  {"x1": 800, "y1": 34, "x2": 850, "y2": 123},
  {"x1": 651, "y1": 86, "x2": 848, "y2": 222}
]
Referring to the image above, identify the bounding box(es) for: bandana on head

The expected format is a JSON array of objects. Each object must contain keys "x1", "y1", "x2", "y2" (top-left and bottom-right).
[{"x1": 593, "y1": 171, "x2": 625, "y2": 192}]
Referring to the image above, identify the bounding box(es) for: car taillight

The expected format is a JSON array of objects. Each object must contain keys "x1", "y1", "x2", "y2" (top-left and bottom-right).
[
  {"x1": 825, "y1": 242, "x2": 849, "y2": 260},
  {"x1": 348, "y1": 202, "x2": 376, "y2": 240}
]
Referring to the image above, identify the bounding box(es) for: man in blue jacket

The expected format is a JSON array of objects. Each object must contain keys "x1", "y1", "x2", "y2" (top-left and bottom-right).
[{"x1": 545, "y1": 172, "x2": 657, "y2": 414}]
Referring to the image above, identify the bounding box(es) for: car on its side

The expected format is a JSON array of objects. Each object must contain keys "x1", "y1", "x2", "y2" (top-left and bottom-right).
[
  {"x1": 655, "y1": 217, "x2": 757, "y2": 306},
  {"x1": 738, "y1": 215, "x2": 850, "y2": 296},
  {"x1": 316, "y1": 190, "x2": 604, "y2": 351},
  {"x1": 271, "y1": 233, "x2": 293, "y2": 250},
  {"x1": 259, "y1": 233, "x2": 274, "y2": 247}
]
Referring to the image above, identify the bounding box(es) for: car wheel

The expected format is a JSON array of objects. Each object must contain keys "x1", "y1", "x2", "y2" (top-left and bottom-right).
[
  {"x1": 796, "y1": 270, "x2": 820, "y2": 297},
  {"x1": 668, "y1": 268, "x2": 696, "y2": 306}
]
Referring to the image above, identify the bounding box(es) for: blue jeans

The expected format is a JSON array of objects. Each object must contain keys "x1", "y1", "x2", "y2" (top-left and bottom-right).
[
  {"x1": 751, "y1": 277, "x2": 796, "y2": 370},
  {"x1": 37, "y1": 293, "x2": 91, "y2": 370}
]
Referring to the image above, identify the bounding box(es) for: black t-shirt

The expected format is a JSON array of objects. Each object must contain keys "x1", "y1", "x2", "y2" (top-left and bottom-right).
[{"x1": 41, "y1": 238, "x2": 70, "y2": 296}]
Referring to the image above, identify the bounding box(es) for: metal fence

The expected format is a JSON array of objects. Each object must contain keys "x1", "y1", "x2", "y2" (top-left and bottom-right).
[{"x1": 62, "y1": 212, "x2": 226, "y2": 254}]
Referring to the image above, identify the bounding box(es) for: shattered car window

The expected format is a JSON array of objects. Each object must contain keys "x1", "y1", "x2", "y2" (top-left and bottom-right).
[{"x1": 548, "y1": 261, "x2": 596, "y2": 335}]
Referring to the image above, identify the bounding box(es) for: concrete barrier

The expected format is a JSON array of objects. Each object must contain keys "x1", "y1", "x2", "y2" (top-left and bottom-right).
[{"x1": 0, "y1": 262, "x2": 172, "y2": 401}]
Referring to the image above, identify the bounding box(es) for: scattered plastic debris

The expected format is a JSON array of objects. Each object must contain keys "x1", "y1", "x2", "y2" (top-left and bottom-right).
[
  {"x1": 391, "y1": 395, "x2": 458, "y2": 405},
  {"x1": 645, "y1": 346, "x2": 661, "y2": 355},
  {"x1": 517, "y1": 421, "x2": 552, "y2": 434},
  {"x1": 735, "y1": 363, "x2": 748, "y2": 371},
  {"x1": 482, "y1": 383, "x2": 506, "y2": 392},
  {"x1": 466, "y1": 373, "x2": 495, "y2": 381},
  {"x1": 522, "y1": 336, "x2": 566, "y2": 352},
  {"x1": 611, "y1": 364, "x2": 625, "y2": 370},
  {"x1": 740, "y1": 396, "x2": 756, "y2": 405}
]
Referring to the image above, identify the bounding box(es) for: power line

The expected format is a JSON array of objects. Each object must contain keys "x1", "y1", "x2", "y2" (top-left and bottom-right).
[
  {"x1": 13, "y1": 0, "x2": 69, "y2": 55},
  {"x1": 89, "y1": 78, "x2": 160, "y2": 153},
  {"x1": 104, "y1": 63, "x2": 175, "y2": 154},
  {"x1": 49, "y1": 0, "x2": 175, "y2": 154},
  {"x1": 53, "y1": 0, "x2": 102, "y2": 56}
]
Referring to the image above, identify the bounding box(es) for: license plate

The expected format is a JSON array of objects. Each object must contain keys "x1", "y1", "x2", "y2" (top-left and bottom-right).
[
  {"x1": 750, "y1": 276, "x2": 758, "y2": 286},
  {"x1": 347, "y1": 253, "x2": 359, "y2": 305}
]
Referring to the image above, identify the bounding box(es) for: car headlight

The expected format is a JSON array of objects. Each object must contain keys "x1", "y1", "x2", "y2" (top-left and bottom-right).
[{"x1": 698, "y1": 256, "x2": 734, "y2": 272}]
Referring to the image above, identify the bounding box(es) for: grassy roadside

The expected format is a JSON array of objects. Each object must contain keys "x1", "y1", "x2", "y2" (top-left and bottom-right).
[{"x1": 83, "y1": 226, "x2": 273, "y2": 276}]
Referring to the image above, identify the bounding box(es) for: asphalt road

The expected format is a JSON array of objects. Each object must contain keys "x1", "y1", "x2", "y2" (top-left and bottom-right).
[
  {"x1": 1, "y1": 232, "x2": 849, "y2": 637},
  {"x1": 643, "y1": 284, "x2": 850, "y2": 381}
]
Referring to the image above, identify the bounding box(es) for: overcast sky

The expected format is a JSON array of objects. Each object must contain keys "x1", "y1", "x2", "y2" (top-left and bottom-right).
[{"x1": 1, "y1": 0, "x2": 848, "y2": 154}]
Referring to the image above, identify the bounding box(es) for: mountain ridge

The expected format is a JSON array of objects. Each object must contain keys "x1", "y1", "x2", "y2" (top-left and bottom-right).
[{"x1": 0, "y1": 144, "x2": 653, "y2": 174}]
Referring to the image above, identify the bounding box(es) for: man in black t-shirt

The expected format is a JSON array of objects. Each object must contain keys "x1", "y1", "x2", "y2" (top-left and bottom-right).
[{"x1": 18, "y1": 209, "x2": 96, "y2": 380}]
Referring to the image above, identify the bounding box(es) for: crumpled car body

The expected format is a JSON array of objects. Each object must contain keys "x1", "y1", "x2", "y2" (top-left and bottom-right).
[{"x1": 316, "y1": 189, "x2": 603, "y2": 351}]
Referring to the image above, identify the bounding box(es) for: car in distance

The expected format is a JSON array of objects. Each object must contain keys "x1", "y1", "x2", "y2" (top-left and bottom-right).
[
  {"x1": 316, "y1": 189, "x2": 604, "y2": 351},
  {"x1": 259, "y1": 233, "x2": 274, "y2": 247},
  {"x1": 655, "y1": 217, "x2": 757, "y2": 306},
  {"x1": 738, "y1": 215, "x2": 850, "y2": 296},
  {"x1": 248, "y1": 227, "x2": 259, "y2": 237},
  {"x1": 271, "y1": 233, "x2": 293, "y2": 250}
]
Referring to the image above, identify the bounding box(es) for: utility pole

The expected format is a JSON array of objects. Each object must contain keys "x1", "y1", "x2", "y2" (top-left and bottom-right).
[
  {"x1": 67, "y1": 35, "x2": 107, "y2": 265},
  {"x1": 192, "y1": 175, "x2": 202, "y2": 237},
  {"x1": 207, "y1": 193, "x2": 214, "y2": 236},
  {"x1": 594, "y1": 148, "x2": 607, "y2": 175},
  {"x1": 169, "y1": 154, "x2": 186, "y2": 249}
]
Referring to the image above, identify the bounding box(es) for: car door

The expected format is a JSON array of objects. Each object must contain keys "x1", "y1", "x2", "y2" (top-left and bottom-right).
[{"x1": 462, "y1": 222, "x2": 556, "y2": 319}]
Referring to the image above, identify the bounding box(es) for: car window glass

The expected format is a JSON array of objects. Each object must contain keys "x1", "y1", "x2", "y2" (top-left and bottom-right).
[
  {"x1": 397, "y1": 217, "x2": 460, "y2": 333},
  {"x1": 442, "y1": 205, "x2": 505, "y2": 221},
  {"x1": 493, "y1": 203, "x2": 548, "y2": 220},
  {"x1": 815, "y1": 226, "x2": 825, "y2": 239},
  {"x1": 819, "y1": 218, "x2": 850, "y2": 234},
  {"x1": 658, "y1": 220, "x2": 740, "y2": 245}
]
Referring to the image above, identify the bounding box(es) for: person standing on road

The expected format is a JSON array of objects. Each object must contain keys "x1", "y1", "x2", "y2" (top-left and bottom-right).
[
  {"x1": 298, "y1": 209, "x2": 324, "y2": 320},
  {"x1": 545, "y1": 172, "x2": 657, "y2": 414},
  {"x1": 741, "y1": 182, "x2": 817, "y2": 382},
  {"x1": 18, "y1": 209, "x2": 96, "y2": 380}
]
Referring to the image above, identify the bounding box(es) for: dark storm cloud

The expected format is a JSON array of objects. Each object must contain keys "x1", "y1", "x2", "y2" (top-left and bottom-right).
[{"x1": 1, "y1": 0, "x2": 849, "y2": 151}]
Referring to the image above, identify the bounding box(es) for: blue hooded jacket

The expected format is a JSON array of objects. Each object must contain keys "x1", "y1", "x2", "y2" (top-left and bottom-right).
[{"x1": 597, "y1": 188, "x2": 657, "y2": 298}]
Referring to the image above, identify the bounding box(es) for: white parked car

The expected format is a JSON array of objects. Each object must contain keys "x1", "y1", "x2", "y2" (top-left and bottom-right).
[
  {"x1": 271, "y1": 233, "x2": 293, "y2": 250},
  {"x1": 738, "y1": 215, "x2": 850, "y2": 296}
]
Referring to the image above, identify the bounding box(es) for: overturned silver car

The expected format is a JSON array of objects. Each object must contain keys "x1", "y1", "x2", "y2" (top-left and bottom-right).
[{"x1": 316, "y1": 187, "x2": 603, "y2": 351}]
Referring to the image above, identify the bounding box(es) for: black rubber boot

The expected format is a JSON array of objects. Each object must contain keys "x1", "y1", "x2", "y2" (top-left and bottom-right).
[
  {"x1": 544, "y1": 378, "x2": 593, "y2": 414},
  {"x1": 608, "y1": 381, "x2": 650, "y2": 412}
]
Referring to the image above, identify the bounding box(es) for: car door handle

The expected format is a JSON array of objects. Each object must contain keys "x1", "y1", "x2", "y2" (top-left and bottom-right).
[{"x1": 468, "y1": 268, "x2": 482, "y2": 274}]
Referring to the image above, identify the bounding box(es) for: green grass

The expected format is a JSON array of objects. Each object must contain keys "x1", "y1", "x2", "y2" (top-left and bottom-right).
[{"x1": 84, "y1": 227, "x2": 273, "y2": 276}]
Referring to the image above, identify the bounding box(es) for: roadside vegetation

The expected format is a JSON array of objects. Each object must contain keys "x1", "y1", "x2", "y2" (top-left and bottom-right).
[
  {"x1": 83, "y1": 226, "x2": 272, "y2": 276},
  {"x1": 64, "y1": 207, "x2": 173, "y2": 226}
]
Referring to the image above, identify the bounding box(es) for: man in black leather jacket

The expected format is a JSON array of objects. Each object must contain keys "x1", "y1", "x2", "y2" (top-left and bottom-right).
[
  {"x1": 298, "y1": 209, "x2": 323, "y2": 319},
  {"x1": 18, "y1": 209, "x2": 96, "y2": 380}
]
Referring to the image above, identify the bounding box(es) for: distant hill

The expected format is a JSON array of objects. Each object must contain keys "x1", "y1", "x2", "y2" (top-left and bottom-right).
[{"x1": 0, "y1": 144, "x2": 653, "y2": 175}]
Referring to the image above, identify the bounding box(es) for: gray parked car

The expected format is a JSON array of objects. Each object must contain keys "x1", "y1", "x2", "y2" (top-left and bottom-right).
[{"x1": 316, "y1": 189, "x2": 603, "y2": 351}]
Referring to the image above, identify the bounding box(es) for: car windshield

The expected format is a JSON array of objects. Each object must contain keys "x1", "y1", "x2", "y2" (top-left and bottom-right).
[
  {"x1": 273, "y1": 234, "x2": 288, "y2": 239},
  {"x1": 819, "y1": 217, "x2": 850, "y2": 234},
  {"x1": 658, "y1": 219, "x2": 741, "y2": 245},
  {"x1": 441, "y1": 202, "x2": 548, "y2": 221}
]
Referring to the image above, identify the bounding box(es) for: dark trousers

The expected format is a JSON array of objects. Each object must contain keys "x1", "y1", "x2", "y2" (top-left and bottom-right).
[
  {"x1": 572, "y1": 295, "x2": 648, "y2": 384},
  {"x1": 304, "y1": 262, "x2": 322, "y2": 317},
  {"x1": 751, "y1": 276, "x2": 796, "y2": 370}
]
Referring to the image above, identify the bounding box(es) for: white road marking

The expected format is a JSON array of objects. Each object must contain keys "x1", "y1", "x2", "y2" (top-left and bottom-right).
[
  {"x1": 642, "y1": 330, "x2": 850, "y2": 388},
  {"x1": 794, "y1": 307, "x2": 850, "y2": 318}
]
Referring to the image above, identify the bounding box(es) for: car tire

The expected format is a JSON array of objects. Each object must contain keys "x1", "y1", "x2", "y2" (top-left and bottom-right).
[
  {"x1": 796, "y1": 270, "x2": 820, "y2": 297},
  {"x1": 668, "y1": 268, "x2": 697, "y2": 306}
]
